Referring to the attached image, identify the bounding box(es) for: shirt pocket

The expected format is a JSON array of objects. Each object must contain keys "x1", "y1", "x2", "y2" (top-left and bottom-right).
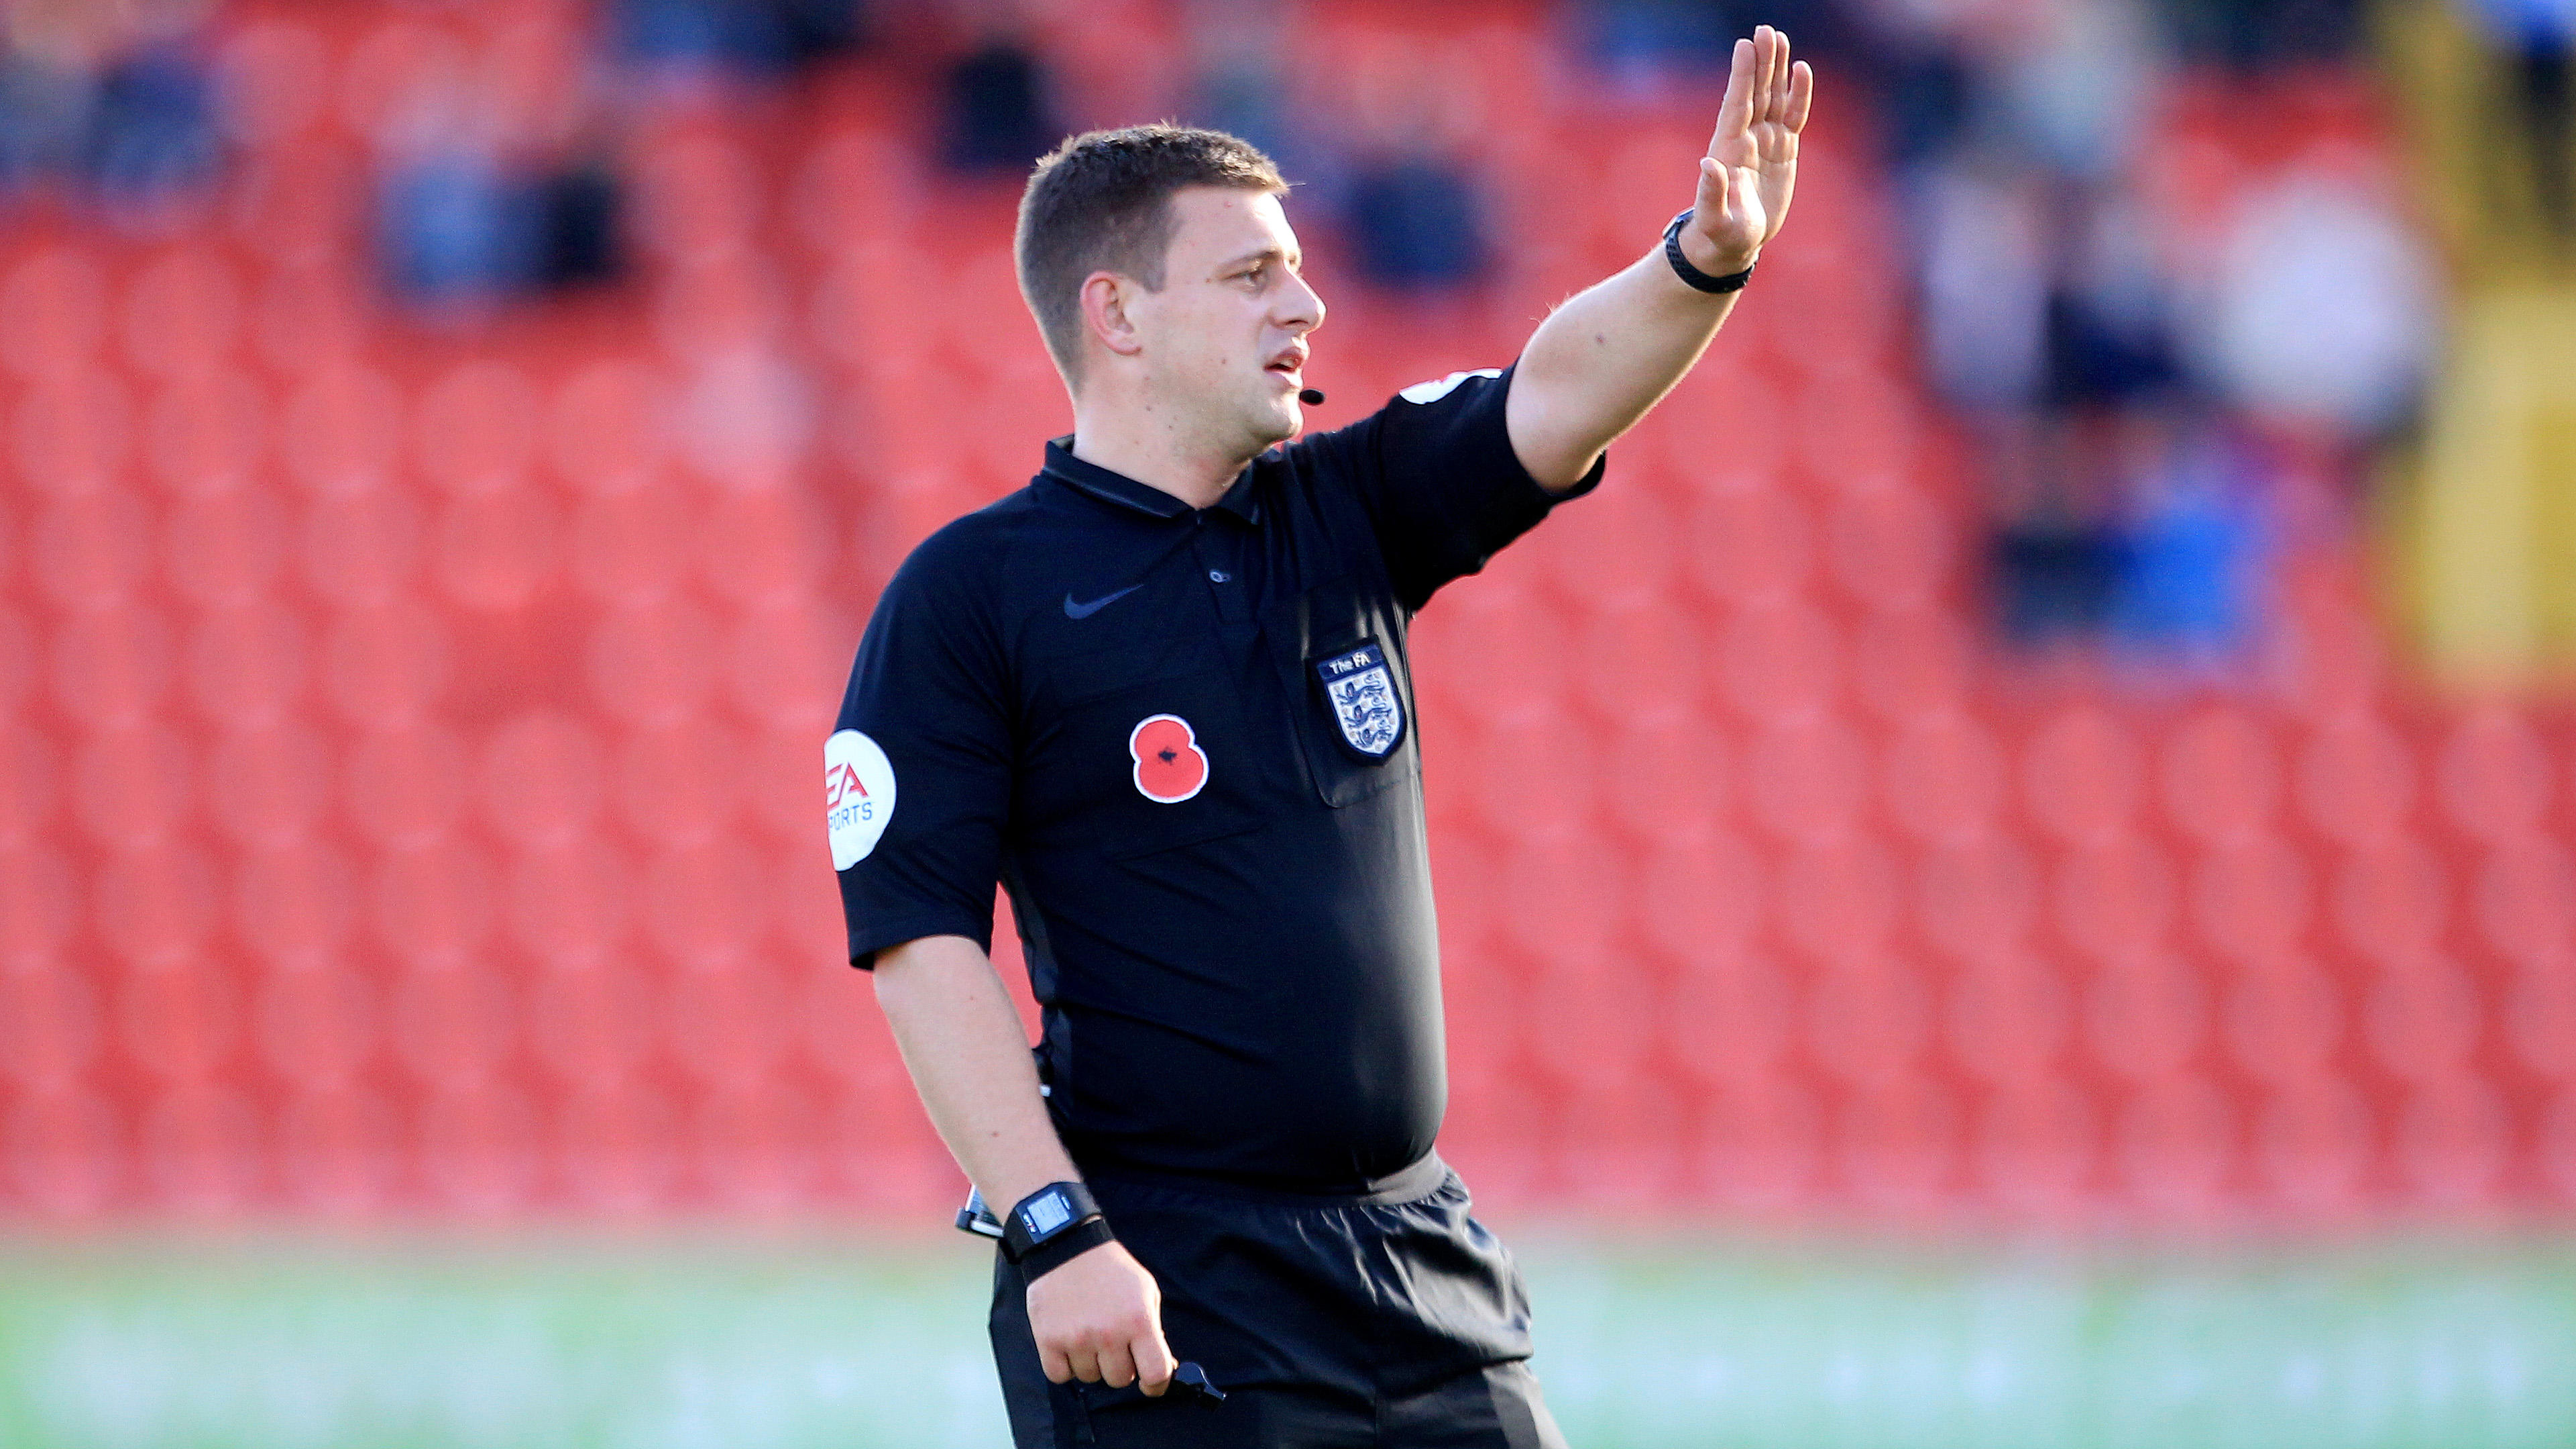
[
  {"x1": 1026, "y1": 642, "x2": 1270, "y2": 860},
  {"x1": 1265, "y1": 575, "x2": 1418, "y2": 809}
]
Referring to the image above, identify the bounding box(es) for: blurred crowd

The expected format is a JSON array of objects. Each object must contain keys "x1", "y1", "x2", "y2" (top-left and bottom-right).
[{"x1": 1, "y1": 0, "x2": 2490, "y2": 665}]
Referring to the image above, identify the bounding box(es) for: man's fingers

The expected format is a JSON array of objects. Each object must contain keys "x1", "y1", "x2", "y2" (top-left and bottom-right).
[
  {"x1": 1709, "y1": 36, "x2": 1755, "y2": 152},
  {"x1": 1133, "y1": 1329, "x2": 1179, "y2": 1398},
  {"x1": 1752, "y1": 26, "x2": 1777, "y2": 125},
  {"x1": 1040, "y1": 1343, "x2": 1074, "y2": 1385},
  {"x1": 1097, "y1": 1340, "x2": 1139, "y2": 1390},
  {"x1": 1064, "y1": 1344, "x2": 1102, "y2": 1383},
  {"x1": 1787, "y1": 59, "x2": 1815, "y2": 133},
  {"x1": 1770, "y1": 31, "x2": 1794, "y2": 123}
]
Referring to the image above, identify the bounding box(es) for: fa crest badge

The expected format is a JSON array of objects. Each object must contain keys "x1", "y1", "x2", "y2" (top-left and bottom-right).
[{"x1": 1313, "y1": 643, "x2": 1406, "y2": 760}]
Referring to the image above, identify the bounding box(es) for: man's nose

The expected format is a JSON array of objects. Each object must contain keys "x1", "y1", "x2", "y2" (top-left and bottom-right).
[{"x1": 1278, "y1": 272, "x2": 1325, "y2": 333}]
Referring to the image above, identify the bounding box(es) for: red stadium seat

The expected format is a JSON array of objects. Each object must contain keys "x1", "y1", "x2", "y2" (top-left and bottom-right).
[
  {"x1": 207, "y1": 722, "x2": 332, "y2": 850},
  {"x1": 2019, "y1": 707, "x2": 2142, "y2": 847},
  {"x1": 1687, "y1": 486, "x2": 1815, "y2": 608},
  {"x1": 2251, "y1": 1076, "x2": 2372, "y2": 1214},
  {"x1": 549, "y1": 359, "x2": 677, "y2": 493},
  {"x1": 164, "y1": 485, "x2": 286, "y2": 607},
  {"x1": 145, "y1": 373, "x2": 270, "y2": 498},
  {"x1": 1742, "y1": 715, "x2": 1869, "y2": 844},
  {"x1": 52, "y1": 602, "x2": 174, "y2": 730},
  {"x1": 343, "y1": 724, "x2": 467, "y2": 852},
  {"x1": 371, "y1": 839, "x2": 496, "y2": 972},
  {"x1": 388, "y1": 963, "x2": 518, "y2": 1089},
  {"x1": 1775, "y1": 838, "x2": 1899, "y2": 968},
  {"x1": 1690, "y1": 1072, "x2": 1824, "y2": 1214},
  {"x1": 187, "y1": 603, "x2": 309, "y2": 730},
  {"x1": 1836, "y1": 1071, "x2": 1962, "y2": 1213},
  {"x1": 435, "y1": 486, "x2": 562, "y2": 612},
  {"x1": 1469, "y1": 701, "x2": 1598, "y2": 841},
  {"x1": 1, "y1": 1086, "x2": 123, "y2": 1218},
  {"x1": 1663, "y1": 951, "x2": 1794, "y2": 1089},
  {"x1": 0, "y1": 249, "x2": 105, "y2": 380},
  {"x1": 2506, "y1": 960, "x2": 2576, "y2": 1081},
  {"x1": 2083, "y1": 952, "x2": 2212, "y2": 1084},
  {"x1": 570, "y1": 484, "x2": 698, "y2": 605},
  {"x1": 138, "y1": 1082, "x2": 264, "y2": 1214},
  {"x1": 2475, "y1": 842, "x2": 2576, "y2": 966},
  {"x1": 0, "y1": 841, "x2": 74, "y2": 966},
  {"x1": 666, "y1": 963, "x2": 793, "y2": 1090},
  {"x1": 2438, "y1": 711, "x2": 2553, "y2": 844},
  {"x1": 321, "y1": 601, "x2": 451, "y2": 723},
  {"x1": 34, "y1": 489, "x2": 154, "y2": 610},
  {"x1": 279, "y1": 364, "x2": 404, "y2": 491},
  {"x1": 1824, "y1": 479, "x2": 1952, "y2": 615},
  {"x1": 233, "y1": 837, "x2": 357, "y2": 966},
  {"x1": 2223, "y1": 960, "x2": 2345, "y2": 1088},
  {"x1": 120, "y1": 248, "x2": 243, "y2": 382},
  {"x1": 588, "y1": 597, "x2": 722, "y2": 729},
  {"x1": 1946, "y1": 952, "x2": 2072, "y2": 1088},
  {"x1": 1850, "y1": 607, "x2": 1976, "y2": 722},
  {"x1": 2362, "y1": 958, "x2": 2483, "y2": 1085},
  {"x1": 252, "y1": 958, "x2": 378, "y2": 1092},
  {"x1": 414, "y1": 361, "x2": 541, "y2": 496},
  {"x1": 71, "y1": 720, "x2": 192, "y2": 851},
  {"x1": 2189, "y1": 835, "x2": 2312, "y2": 966},
  {"x1": 1910, "y1": 831, "x2": 2034, "y2": 964},
  {"x1": 95, "y1": 846, "x2": 219, "y2": 977},
  {"x1": 1574, "y1": 594, "x2": 1706, "y2": 723},
  {"x1": 1598, "y1": 707, "x2": 1728, "y2": 844},
  {"x1": 2295, "y1": 713, "x2": 2418, "y2": 847},
  {"x1": 2394, "y1": 1079, "x2": 2509, "y2": 1207},
  {"x1": 1972, "y1": 1072, "x2": 2098, "y2": 1214},
  {"x1": 414, "y1": 1079, "x2": 543, "y2": 1216},
  {"x1": 557, "y1": 1076, "x2": 685, "y2": 1215},
  {"x1": 1716, "y1": 602, "x2": 1843, "y2": 726},
  {"x1": 2114, "y1": 1074, "x2": 2237, "y2": 1214},
  {"x1": 2160, "y1": 709, "x2": 2282, "y2": 847},
  {"x1": 2052, "y1": 838, "x2": 2178, "y2": 964},
  {"x1": 0, "y1": 958, "x2": 99, "y2": 1092},
  {"x1": 1807, "y1": 960, "x2": 1932, "y2": 1088},
  {"x1": 300, "y1": 485, "x2": 425, "y2": 606},
  {"x1": 2329, "y1": 839, "x2": 2449, "y2": 965},
  {"x1": 1882, "y1": 713, "x2": 2004, "y2": 846},
  {"x1": 478, "y1": 710, "x2": 605, "y2": 850},
  {"x1": 274, "y1": 1080, "x2": 397, "y2": 1215},
  {"x1": 1634, "y1": 832, "x2": 1764, "y2": 966}
]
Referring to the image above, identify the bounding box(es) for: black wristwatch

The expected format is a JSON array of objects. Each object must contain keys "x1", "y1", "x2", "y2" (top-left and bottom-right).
[
  {"x1": 1664, "y1": 210, "x2": 1755, "y2": 294},
  {"x1": 1001, "y1": 1181, "x2": 1115, "y2": 1281}
]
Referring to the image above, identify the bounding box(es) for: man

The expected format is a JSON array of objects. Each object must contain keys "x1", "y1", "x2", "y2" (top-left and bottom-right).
[{"x1": 830, "y1": 27, "x2": 1812, "y2": 1448}]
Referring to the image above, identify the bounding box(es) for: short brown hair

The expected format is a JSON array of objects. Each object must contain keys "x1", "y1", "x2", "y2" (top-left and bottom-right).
[{"x1": 1015, "y1": 123, "x2": 1286, "y2": 382}]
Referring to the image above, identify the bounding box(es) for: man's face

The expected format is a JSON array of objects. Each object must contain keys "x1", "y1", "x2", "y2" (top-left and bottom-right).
[{"x1": 1126, "y1": 186, "x2": 1326, "y2": 456}]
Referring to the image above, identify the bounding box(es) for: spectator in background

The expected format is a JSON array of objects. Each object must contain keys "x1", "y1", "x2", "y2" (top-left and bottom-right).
[
  {"x1": 0, "y1": 0, "x2": 220, "y2": 219},
  {"x1": 613, "y1": 0, "x2": 869, "y2": 84},
  {"x1": 375, "y1": 67, "x2": 630, "y2": 315},
  {"x1": 1182, "y1": 0, "x2": 1297, "y2": 174},
  {"x1": 2455, "y1": 0, "x2": 2576, "y2": 243},
  {"x1": 1338, "y1": 40, "x2": 1493, "y2": 290},
  {"x1": 940, "y1": 30, "x2": 1061, "y2": 174}
]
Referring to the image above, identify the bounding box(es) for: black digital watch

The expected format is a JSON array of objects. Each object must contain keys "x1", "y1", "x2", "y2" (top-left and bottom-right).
[{"x1": 1000, "y1": 1181, "x2": 1115, "y2": 1281}]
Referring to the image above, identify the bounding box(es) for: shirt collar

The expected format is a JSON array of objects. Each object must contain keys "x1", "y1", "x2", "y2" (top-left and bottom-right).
[{"x1": 1041, "y1": 437, "x2": 1265, "y2": 525}]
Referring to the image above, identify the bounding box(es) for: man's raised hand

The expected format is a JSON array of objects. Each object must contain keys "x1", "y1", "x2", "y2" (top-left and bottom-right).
[{"x1": 1686, "y1": 24, "x2": 1814, "y2": 278}]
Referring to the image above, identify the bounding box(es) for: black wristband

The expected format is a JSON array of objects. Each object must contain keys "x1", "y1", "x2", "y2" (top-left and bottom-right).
[
  {"x1": 1664, "y1": 210, "x2": 1754, "y2": 294},
  {"x1": 1017, "y1": 1215, "x2": 1116, "y2": 1282}
]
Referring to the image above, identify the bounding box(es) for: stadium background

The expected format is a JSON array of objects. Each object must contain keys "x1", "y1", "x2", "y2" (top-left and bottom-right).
[{"x1": 3, "y1": 0, "x2": 2575, "y2": 1443}]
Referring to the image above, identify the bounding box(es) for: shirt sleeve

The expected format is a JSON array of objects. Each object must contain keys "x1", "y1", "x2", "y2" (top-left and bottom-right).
[
  {"x1": 828, "y1": 526, "x2": 1014, "y2": 968},
  {"x1": 1290, "y1": 361, "x2": 1604, "y2": 611}
]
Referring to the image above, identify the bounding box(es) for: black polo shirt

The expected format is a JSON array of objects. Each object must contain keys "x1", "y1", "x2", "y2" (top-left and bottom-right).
[{"x1": 828, "y1": 365, "x2": 1600, "y2": 1193}]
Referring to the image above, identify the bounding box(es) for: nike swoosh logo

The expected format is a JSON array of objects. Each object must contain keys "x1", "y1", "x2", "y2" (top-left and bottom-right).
[{"x1": 1064, "y1": 585, "x2": 1143, "y2": 620}]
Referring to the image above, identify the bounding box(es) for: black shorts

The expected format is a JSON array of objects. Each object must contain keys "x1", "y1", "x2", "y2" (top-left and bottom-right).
[{"x1": 988, "y1": 1154, "x2": 1567, "y2": 1448}]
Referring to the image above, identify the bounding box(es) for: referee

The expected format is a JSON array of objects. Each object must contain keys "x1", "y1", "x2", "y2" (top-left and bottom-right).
[{"x1": 830, "y1": 28, "x2": 1811, "y2": 1448}]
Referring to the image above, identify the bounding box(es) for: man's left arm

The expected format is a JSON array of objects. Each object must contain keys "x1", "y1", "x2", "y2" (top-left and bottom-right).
[{"x1": 1506, "y1": 25, "x2": 1815, "y2": 491}]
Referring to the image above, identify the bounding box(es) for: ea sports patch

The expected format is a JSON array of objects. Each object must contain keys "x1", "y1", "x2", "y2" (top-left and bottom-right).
[
  {"x1": 824, "y1": 729, "x2": 897, "y2": 868},
  {"x1": 1129, "y1": 713, "x2": 1209, "y2": 803},
  {"x1": 1398, "y1": 368, "x2": 1502, "y2": 405},
  {"x1": 1313, "y1": 643, "x2": 1405, "y2": 759}
]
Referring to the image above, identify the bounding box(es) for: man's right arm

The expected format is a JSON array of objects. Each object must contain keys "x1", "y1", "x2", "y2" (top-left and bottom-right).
[{"x1": 871, "y1": 934, "x2": 1178, "y2": 1396}]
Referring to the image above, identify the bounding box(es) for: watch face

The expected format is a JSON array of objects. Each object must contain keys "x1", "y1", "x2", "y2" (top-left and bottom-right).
[{"x1": 1022, "y1": 1190, "x2": 1074, "y2": 1237}]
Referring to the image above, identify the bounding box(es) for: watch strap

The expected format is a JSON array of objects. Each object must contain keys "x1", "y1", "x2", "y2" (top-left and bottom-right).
[
  {"x1": 1664, "y1": 210, "x2": 1754, "y2": 294},
  {"x1": 1017, "y1": 1214, "x2": 1117, "y2": 1281}
]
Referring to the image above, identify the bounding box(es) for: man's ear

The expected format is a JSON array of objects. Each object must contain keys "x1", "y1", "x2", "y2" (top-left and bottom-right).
[{"x1": 1080, "y1": 272, "x2": 1147, "y2": 359}]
